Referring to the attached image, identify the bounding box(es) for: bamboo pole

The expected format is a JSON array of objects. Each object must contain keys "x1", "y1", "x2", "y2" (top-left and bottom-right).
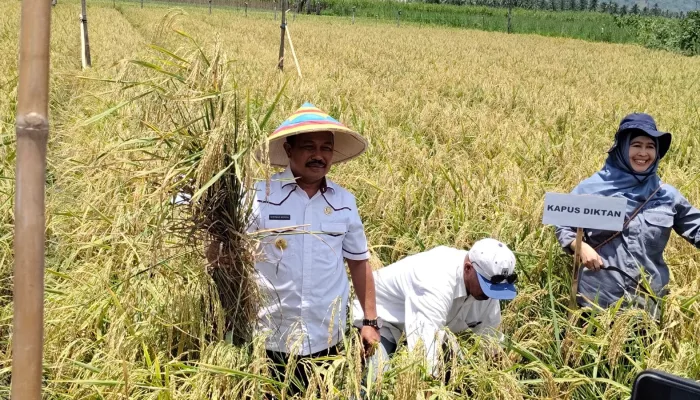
[
  {"x1": 80, "y1": 0, "x2": 91, "y2": 68},
  {"x1": 570, "y1": 227, "x2": 584, "y2": 309},
  {"x1": 285, "y1": 26, "x2": 302, "y2": 78},
  {"x1": 11, "y1": 0, "x2": 51, "y2": 397},
  {"x1": 277, "y1": 0, "x2": 286, "y2": 70}
]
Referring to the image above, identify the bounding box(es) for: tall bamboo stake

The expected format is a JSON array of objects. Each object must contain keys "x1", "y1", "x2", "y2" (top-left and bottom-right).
[
  {"x1": 277, "y1": 0, "x2": 287, "y2": 70},
  {"x1": 80, "y1": 0, "x2": 91, "y2": 68},
  {"x1": 285, "y1": 26, "x2": 302, "y2": 78},
  {"x1": 11, "y1": 0, "x2": 51, "y2": 397}
]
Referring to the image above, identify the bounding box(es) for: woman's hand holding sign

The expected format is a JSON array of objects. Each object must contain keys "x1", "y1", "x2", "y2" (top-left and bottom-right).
[{"x1": 572, "y1": 242, "x2": 604, "y2": 272}]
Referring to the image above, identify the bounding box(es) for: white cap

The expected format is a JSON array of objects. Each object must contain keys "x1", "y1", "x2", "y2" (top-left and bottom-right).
[{"x1": 469, "y1": 238, "x2": 517, "y2": 300}]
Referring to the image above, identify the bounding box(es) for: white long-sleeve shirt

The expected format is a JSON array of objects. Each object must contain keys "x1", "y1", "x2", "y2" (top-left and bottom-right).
[{"x1": 352, "y1": 246, "x2": 501, "y2": 372}]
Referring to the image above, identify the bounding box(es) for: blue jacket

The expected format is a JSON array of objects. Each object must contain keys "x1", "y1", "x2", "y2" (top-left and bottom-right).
[{"x1": 556, "y1": 184, "x2": 700, "y2": 309}]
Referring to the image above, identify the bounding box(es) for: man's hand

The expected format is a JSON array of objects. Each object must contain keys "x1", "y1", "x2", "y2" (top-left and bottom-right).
[
  {"x1": 579, "y1": 242, "x2": 603, "y2": 271},
  {"x1": 360, "y1": 326, "x2": 380, "y2": 357}
]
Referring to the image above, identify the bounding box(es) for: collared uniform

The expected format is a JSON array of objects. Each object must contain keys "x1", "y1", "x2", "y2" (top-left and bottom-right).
[
  {"x1": 250, "y1": 167, "x2": 370, "y2": 355},
  {"x1": 352, "y1": 246, "x2": 501, "y2": 372}
]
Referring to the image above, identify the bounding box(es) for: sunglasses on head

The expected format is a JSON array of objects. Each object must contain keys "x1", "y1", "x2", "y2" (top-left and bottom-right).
[{"x1": 486, "y1": 273, "x2": 517, "y2": 284}]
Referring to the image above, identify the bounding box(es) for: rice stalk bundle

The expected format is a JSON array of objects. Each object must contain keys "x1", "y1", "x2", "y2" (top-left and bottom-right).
[{"x1": 92, "y1": 15, "x2": 284, "y2": 346}]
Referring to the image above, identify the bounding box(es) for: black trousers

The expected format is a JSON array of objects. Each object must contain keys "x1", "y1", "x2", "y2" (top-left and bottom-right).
[{"x1": 266, "y1": 346, "x2": 339, "y2": 396}]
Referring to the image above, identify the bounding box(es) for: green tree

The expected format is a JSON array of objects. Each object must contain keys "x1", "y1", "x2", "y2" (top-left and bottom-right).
[
  {"x1": 631, "y1": 3, "x2": 639, "y2": 14},
  {"x1": 590, "y1": 0, "x2": 598, "y2": 11},
  {"x1": 621, "y1": 4, "x2": 628, "y2": 14},
  {"x1": 679, "y1": 11, "x2": 700, "y2": 55},
  {"x1": 579, "y1": 0, "x2": 588, "y2": 11}
]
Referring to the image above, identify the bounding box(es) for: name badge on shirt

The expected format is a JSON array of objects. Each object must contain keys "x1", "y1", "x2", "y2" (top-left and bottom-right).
[{"x1": 269, "y1": 214, "x2": 291, "y2": 221}]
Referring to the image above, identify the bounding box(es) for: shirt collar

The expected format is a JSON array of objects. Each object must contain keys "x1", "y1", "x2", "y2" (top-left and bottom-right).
[{"x1": 280, "y1": 165, "x2": 335, "y2": 193}]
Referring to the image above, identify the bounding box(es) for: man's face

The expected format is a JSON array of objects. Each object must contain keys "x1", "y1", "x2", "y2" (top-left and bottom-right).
[
  {"x1": 464, "y1": 260, "x2": 488, "y2": 301},
  {"x1": 284, "y1": 131, "x2": 334, "y2": 183}
]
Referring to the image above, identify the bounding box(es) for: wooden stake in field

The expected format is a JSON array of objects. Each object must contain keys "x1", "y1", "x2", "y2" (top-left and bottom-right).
[
  {"x1": 11, "y1": 0, "x2": 51, "y2": 397},
  {"x1": 570, "y1": 227, "x2": 584, "y2": 309},
  {"x1": 79, "y1": 0, "x2": 91, "y2": 68},
  {"x1": 209, "y1": 0, "x2": 212, "y2": 15},
  {"x1": 277, "y1": 0, "x2": 287, "y2": 70},
  {"x1": 286, "y1": 26, "x2": 302, "y2": 78},
  {"x1": 352, "y1": 6, "x2": 355, "y2": 24},
  {"x1": 244, "y1": 2, "x2": 248, "y2": 16}
]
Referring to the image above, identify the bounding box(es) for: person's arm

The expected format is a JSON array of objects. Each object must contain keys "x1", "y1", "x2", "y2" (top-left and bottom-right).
[
  {"x1": 554, "y1": 186, "x2": 604, "y2": 271},
  {"x1": 555, "y1": 225, "x2": 577, "y2": 253},
  {"x1": 343, "y1": 195, "x2": 379, "y2": 352},
  {"x1": 673, "y1": 194, "x2": 700, "y2": 248},
  {"x1": 555, "y1": 183, "x2": 582, "y2": 253},
  {"x1": 348, "y1": 259, "x2": 377, "y2": 319},
  {"x1": 348, "y1": 259, "x2": 380, "y2": 353}
]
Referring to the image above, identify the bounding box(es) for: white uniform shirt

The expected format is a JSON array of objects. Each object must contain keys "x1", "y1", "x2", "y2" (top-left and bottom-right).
[
  {"x1": 352, "y1": 246, "x2": 501, "y2": 371},
  {"x1": 250, "y1": 167, "x2": 370, "y2": 355}
]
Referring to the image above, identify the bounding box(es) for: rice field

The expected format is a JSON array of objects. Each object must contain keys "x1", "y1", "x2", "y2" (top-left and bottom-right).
[{"x1": 1, "y1": 0, "x2": 699, "y2": 398}]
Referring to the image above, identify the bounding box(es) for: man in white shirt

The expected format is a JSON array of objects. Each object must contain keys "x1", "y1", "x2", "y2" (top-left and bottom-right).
[
  {"x1": 243, "y1": 102, "x2": 379, "y2": 394},
  {"x1": 352, "y1": 238, "x2": 518, "y2": 379}
]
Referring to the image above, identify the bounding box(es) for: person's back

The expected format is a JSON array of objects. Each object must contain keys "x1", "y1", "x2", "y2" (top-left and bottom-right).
[{"x1": 354, "y1": 240, "x2": 517, "y2": 377}]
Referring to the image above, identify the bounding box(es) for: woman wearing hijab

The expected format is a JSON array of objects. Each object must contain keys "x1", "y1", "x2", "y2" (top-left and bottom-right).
[{"x1": 556, "y1": 113, "x2": 700, "y2": 315}]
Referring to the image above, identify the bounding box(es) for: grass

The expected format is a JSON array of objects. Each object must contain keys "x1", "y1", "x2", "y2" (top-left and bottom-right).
[{"x1": 1, "y1": 0, "x2": 700, "y2": 398}]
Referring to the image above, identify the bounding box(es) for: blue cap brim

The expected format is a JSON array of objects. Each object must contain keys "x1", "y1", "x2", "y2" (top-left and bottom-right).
[{"x1": 476, "y1": 273, "x2": 517, "y2": 300}]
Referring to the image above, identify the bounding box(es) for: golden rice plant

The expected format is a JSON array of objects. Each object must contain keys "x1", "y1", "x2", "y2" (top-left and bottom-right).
[
  {"x1": 87, "y1": 23, "x2": 287, "y2": 346},
  {"x1": 1, "y1": 0, "x2": 699, "y2": 398}
]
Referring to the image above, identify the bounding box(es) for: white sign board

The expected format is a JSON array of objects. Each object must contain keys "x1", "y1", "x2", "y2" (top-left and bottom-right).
[{"x1": 542, "y1": 193, "x2": 627, "y2": 231}]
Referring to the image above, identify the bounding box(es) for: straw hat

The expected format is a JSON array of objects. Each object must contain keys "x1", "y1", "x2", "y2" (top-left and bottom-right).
[{"x1": 266, "y1": 102, "x2": 368, "y2": 167}]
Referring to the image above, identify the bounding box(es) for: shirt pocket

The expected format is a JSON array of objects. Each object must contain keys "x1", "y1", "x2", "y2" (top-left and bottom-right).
[
  {"x1": 317, "y1": 222, "x2": 348, "y2": 262},
  {"x1": 642, "y1": 208, "x2": 674, "y2": 254}
]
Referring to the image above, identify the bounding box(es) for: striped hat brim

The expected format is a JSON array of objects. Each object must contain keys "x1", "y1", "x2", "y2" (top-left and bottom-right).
[{"x1": 265, "y1": 102, "x2": 368, "y2": 167}]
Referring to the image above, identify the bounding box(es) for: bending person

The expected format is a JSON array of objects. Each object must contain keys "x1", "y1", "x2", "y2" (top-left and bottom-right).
[
  {"x1": 556, "y1": 113, "x2": 700, "y2": 315},
  {"x1": 352, "y1": 238, "x2": 518, "y2": 379}
]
